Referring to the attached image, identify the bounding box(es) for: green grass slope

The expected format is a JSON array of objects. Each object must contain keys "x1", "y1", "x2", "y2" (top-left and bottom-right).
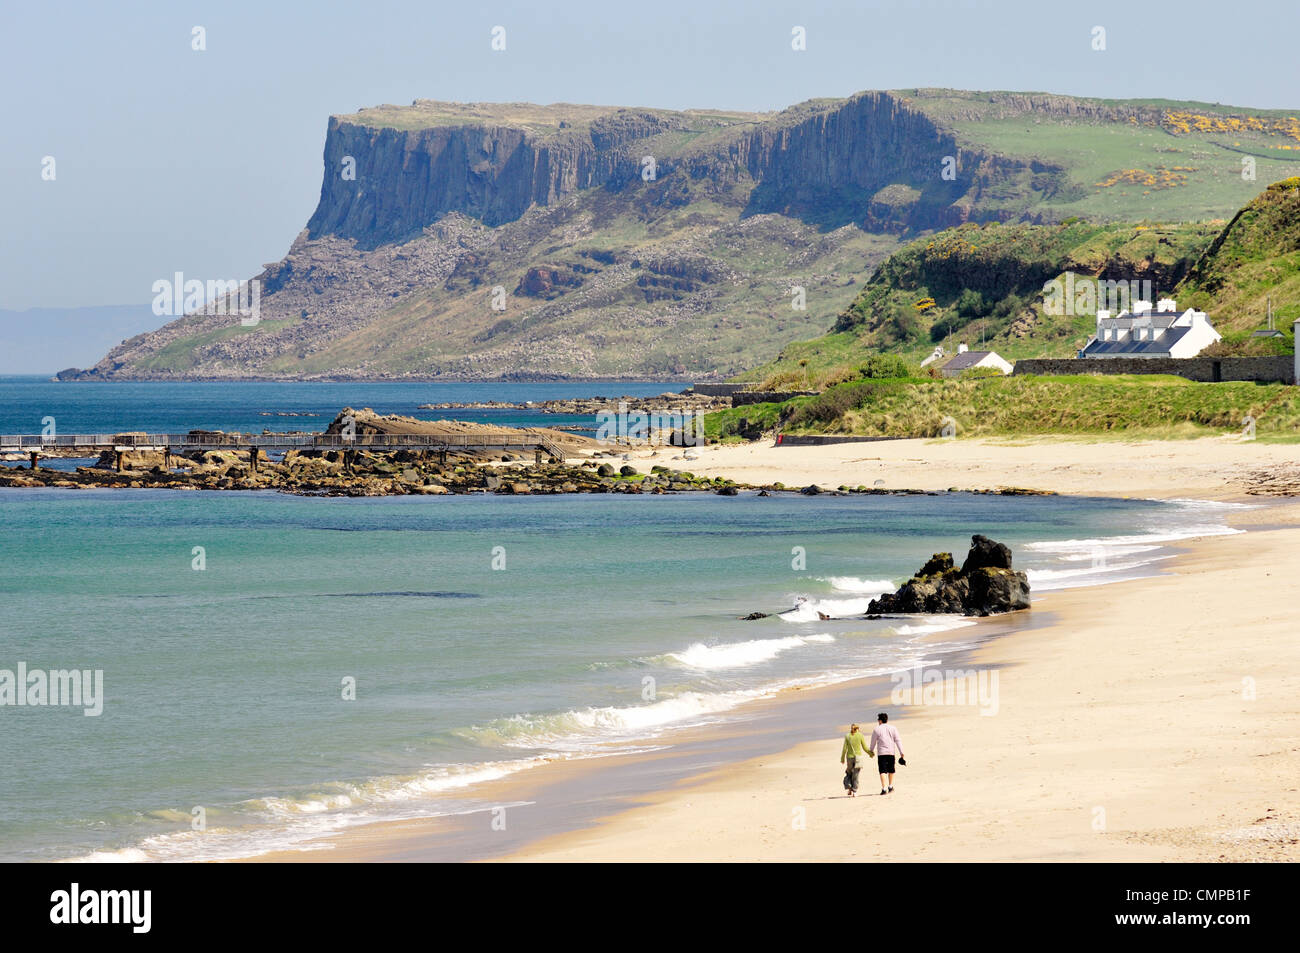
[
  {"x1": 901, "y1": 89, "x2": 1300, "y2": 223},
  {"x1": 709, "y1": 373, "x2": 1300, "y2": 442},
  {"x1": 1178, "y1": 177, "x2": 1300, "y2": 353},
  {"x1": 744, "y1": 219, "x2": 1222, "y2": 387},
  {"x1": 747, "y1": 178, "x2": 1300, "y2": 388}
]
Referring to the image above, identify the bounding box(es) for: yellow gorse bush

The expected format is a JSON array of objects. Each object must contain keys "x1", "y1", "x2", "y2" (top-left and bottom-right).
[
  {"x1": 1095, "y1": 166, "x2": 1193, "y2": 190},
  {"x1": 1162, "y1": 110, "x2": 1300, "y2": 144}
]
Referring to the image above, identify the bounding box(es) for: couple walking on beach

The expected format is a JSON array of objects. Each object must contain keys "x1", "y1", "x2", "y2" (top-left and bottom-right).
[{"x1": 840, "y1": 713, "x2": 905, "y2": 797}]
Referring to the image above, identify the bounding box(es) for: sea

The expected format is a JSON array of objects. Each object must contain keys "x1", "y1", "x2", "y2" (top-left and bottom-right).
[{"x1": 0, "y1": 376, "x2": 1245, "y2": 861}]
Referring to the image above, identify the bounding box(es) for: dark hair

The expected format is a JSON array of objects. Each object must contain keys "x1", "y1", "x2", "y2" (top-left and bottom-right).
[{"x1": 877, "y1": 712, "x2": 888, "y2": 723}]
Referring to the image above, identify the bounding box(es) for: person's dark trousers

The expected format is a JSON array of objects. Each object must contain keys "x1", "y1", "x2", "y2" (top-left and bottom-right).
[{"x1": 843, "y1": 757, "x2": 861, "y2": 792}]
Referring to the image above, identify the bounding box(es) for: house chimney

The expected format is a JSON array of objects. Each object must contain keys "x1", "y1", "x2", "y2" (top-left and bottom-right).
[
  {"x1": 1157, "y1": 298, "x2": 1177, "y2": 312},
  {"x1": 1133, "y1": 299, "x2": 1153, "y2": 314},
  {"x1": 958, "y1": 343, "x2": 969, "y2": 354}
]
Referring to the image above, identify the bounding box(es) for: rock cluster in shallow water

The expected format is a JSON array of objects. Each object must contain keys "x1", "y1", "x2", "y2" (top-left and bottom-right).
[{"x1": 867, "y1": 534, "x2": 1031, "y2": 617}]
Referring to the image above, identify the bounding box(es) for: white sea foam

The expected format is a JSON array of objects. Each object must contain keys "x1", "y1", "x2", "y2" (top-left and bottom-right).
[
  {"x1": 1027, "y1": 555, "x2": 1173, "y2": 591},
  {"x1": 778, "y1": 596, "x2": 875, "y2": 622},
  {"x1": 255, "y1": 793, "x2": 357, "y2": 815},
  {"x1": 63, "y1": 761, "x2": 559, "y2": 864},
  {"x1": 667, "y1": 633, "x2": 834, "y2": 670},
  {"x1": 1024, "y1": 523, "x2": 1242, "y2": 556},
  {"x1": 64, "y1": 803, "x2": 500, "y2": 864},
  {"x1": 1052, "y1": 544, "x2": 1162, "y2": 562},
  {"x1": 476, "y1": 691, "x2": 765, "y2": 748},
  {"x1": 65, "y1": 847, "x2": 151, "y2": 864},
  {"x1": 819, "y1": 576, "x2": 896, "y2": 594}
]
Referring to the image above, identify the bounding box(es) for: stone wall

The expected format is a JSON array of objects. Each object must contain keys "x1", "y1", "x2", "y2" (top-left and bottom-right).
[
  {"x1": 732, "y1": 390, "x2": 817, "y2": 406},
  {"x1": 691, "y1": 383, "x2": 746, "y2": 396},
  {"x1": 1012, "y1": 356, "x2": 1294, "y2": 384}
]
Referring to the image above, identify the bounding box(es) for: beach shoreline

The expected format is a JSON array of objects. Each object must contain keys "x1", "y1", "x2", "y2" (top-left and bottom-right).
[
  {"x1": 497, "y1": 498, "x2": 1300, "y2": 862},
  {"x1": 221, "y1": 436, "x2": 1300, "y2": 863}
]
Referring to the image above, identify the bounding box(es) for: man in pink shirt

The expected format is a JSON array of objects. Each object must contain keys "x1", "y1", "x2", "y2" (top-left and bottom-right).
[{"x1": 869, "y1": 712, "x2": 905, "y2": 795}]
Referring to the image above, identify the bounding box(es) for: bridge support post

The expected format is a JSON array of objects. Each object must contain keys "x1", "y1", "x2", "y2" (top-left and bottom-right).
[
  {"x1": 29, "y1": 451, "x2": 38, "y2": 471},
  {"x1": 248, "y1": 447, "x2": 258, "y2": 476},
  {"x1": 115, "y1": 450, "x2": 124, "y2": 472},
  {"x1": 535, "y1": 449, "x2": 543, "y2": 466},
  {"x1": 164, "y1": 449, "x2": 172, "y2": 469},
  {"x1": 438, "y1": 449, "x2": 447, "y2": 467}
]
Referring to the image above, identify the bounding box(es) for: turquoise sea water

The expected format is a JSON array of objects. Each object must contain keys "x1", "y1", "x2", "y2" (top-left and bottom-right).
[
  {"x1": 0, "y1": 375, "x2": 676, "y2": 436},
  {"x1": 0, "y1": 483, "x2": 1242, "y2": 861}
]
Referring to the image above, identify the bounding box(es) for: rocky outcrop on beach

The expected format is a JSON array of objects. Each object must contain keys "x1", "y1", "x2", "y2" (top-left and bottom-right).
[
  {"x1": 867, "y1": 534, "x2": 1031, "y2": 616},
  {"x1": 0, "y1": 451, "x2": 750, "y2": 497},
  {"x1": 1242, "y1": 463, "x2": 1300, "y2": 496},
  {"x1": 0, "y1": 408, "x2": 751, "y2": 497},
  {"x1": 321, "y1": 406, "x2": 596, "y2": 449}
]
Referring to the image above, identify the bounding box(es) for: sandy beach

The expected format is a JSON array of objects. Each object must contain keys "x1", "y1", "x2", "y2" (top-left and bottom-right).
[
  {"x1": 620, "y1": 433, "x2": 1300, "y2": 500},
  {"x1": 241, "y1": 436, "x2": 1300, "y2": 863}
]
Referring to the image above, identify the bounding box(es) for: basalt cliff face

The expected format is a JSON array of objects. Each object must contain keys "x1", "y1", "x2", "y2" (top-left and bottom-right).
[
  {"x1": 302, "y1": 92, "x2": 1036, "y2": 250},
  {"x1": 69, "y1": 89, "x2": 1264, "y2": 381},
  {"x1": 307, "y1": 109, "x2": 693, "y2": 244}
]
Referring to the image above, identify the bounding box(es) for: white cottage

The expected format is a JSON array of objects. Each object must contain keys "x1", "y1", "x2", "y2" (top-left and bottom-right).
[
  {"x1": 940, "y1": 345, "x2": 1013, "y2": 377},
  {"x1": 1080, "y1": 299, "x2": 1221, "y2": 359}
]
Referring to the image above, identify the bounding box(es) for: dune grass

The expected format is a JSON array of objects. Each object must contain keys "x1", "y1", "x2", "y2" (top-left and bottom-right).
[{"x1": 707, "y1": 373, "x2": 1300, "y2": 442}]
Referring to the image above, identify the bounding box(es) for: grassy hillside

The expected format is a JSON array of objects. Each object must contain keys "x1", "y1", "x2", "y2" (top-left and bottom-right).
[
  {"x1": 743, "y1": 220, "x2": 1222, "y2": 387},
  {"x1": 1178, "y1": 177, "x2": 1300, "y2": 353},
  {"x1": 708, "y1": 373, "x2": 1300, "y2": 442},
  {"x1": 902, "y1": 89, "x2": 1300, "y2": 223},
  {"x1": 747, "y1": 179, "x2": 1300, "y2": 388}
]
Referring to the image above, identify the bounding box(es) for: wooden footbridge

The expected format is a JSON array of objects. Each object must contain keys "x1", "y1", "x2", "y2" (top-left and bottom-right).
[{"x1": 0, "y1": 431, "x2": 567, "y2": 471}]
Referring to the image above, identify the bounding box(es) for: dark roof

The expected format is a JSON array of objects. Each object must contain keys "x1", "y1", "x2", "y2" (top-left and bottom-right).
[
  {"x1": 1081, "y1": 326, "x2": 1190, "y2": 356},
  {"x1": 1252, "y1": 329, "x2": 1285, "y2": 338},
  {"x1": 1101, "y1": 311, "x2": 1186, "y2": 328},
  {"x1": 942, "y1": 350, "x2": 1000, "y2": 371}
]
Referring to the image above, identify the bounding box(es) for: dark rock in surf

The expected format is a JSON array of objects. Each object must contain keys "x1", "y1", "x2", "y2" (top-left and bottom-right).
[
  {"x1": 960, "y1": 534, "x2": 1013, "y2": 574},
  {"x1": 867, "y1": 535, "x2": 1030, "y2": 617}
]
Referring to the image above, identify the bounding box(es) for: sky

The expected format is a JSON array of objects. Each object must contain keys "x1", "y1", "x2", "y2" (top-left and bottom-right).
[{"x1": 1, "y1": 0, "x2": 1297, "y2": 324}]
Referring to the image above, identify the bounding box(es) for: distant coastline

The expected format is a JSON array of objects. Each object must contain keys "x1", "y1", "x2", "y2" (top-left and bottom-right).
[{"x1": 50, "y1": 370, "x2": 716, "y2": 384}]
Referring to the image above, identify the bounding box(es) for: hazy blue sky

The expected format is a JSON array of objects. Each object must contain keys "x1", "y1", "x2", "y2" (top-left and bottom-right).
[{"x1": 1, "y1": 0, "x2": 1296, "y2": 313}]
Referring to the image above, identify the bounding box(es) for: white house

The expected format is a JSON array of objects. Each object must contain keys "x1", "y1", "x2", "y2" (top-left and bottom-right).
[
  {"x1": 1079, "y1": 299, "x2": 1221, "y2": 359},
  {"x1": 940, "y1": 344, "x2": 1013, "y2": 377},
  {"x1": 920, "y1": 346, "x2": 946, "y2": 369}
]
